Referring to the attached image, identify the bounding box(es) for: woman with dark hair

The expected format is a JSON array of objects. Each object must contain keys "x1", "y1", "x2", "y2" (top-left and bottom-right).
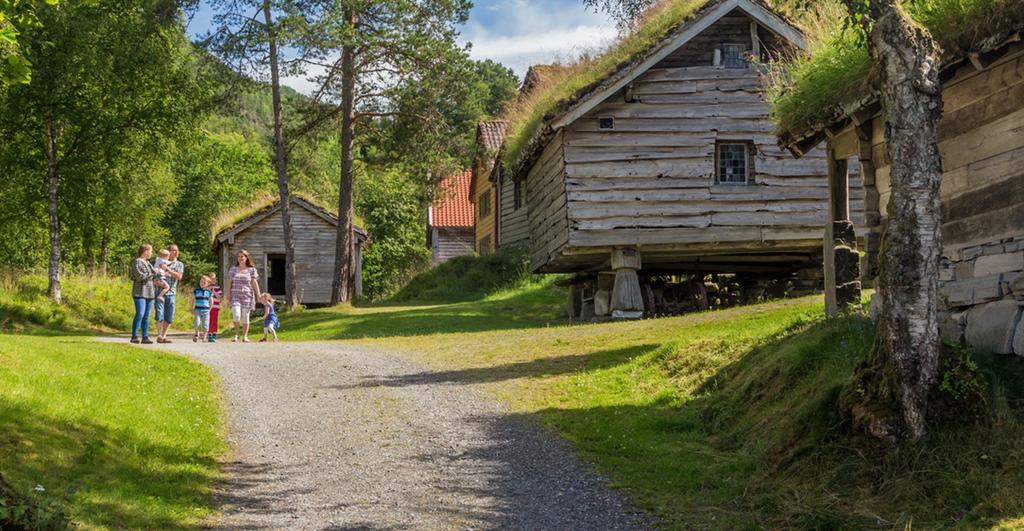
[
  {"x1": 224, "y1": 249, "x2": 261, "y2": 343},
  {"x1": 129, "y1": 244, "x2": 158, "y2": 344}
]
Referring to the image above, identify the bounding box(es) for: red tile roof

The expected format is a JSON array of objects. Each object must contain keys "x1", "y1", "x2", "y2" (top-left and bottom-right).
[{"x1": 430, "y1": 169, "x2": 475, "y2": 228}]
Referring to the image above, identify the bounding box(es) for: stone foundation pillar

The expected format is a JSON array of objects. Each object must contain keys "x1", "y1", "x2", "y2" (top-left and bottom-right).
[
  {"x1": 611, "y1": 247, "x2": 643, "y2": 319},
  {"x1": 825, "y1": 220, "x2": 862, "y2": 315}
]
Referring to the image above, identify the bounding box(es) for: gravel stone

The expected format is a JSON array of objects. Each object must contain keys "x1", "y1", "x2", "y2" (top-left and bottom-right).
[{"x1": 124, "y1": 336, "x2": 651, "y2": 530}]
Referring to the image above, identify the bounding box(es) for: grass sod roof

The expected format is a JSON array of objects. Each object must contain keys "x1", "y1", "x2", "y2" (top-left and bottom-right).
[
  {"x1": 498, "y1": 0, "x2": 713, "y2": 177},
  {"x1": 770, "y1": 0, "x2": 1024, "y2": 147},
  {"x1": 209, "y1": 192, "x2": 366, "y2": 245}
]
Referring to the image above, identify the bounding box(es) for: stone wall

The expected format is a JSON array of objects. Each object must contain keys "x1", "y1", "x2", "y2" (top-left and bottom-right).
[{"x1": 937, "y1": 235, "x2": 1024, "y2": 355}]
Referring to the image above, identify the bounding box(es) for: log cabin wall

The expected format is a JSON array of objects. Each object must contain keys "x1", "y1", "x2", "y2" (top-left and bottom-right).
[
  {"x1": 498, "y1": 165, "x2": 530, "y2": 249},
  {"x1": 431, "y1": 227, "x2": 476, "y2": 264},
  {"x1": 527, "y1": 130, "x2": 571, "y2": 271},
  {"x1": 546, "y1": 11, "x2": 860, "y2": 272},
  {"x1": 851, "y1": 46, "x2": 1024, "y2": 354},
  {"x1": 220, "y1": 206, "x2": 361, "y2": 305}
]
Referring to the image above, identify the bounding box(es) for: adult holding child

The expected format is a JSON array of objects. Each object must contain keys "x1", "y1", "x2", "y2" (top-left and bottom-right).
[
  {"x1": 224, "y1": 249, "x2": 261, "y2": 343},
  {"x1": 154, "y1": 244, "x2": 185, "y2": 343},
  {"x1": 129, "y1": 244, "x2": 158, "y2": 344}
]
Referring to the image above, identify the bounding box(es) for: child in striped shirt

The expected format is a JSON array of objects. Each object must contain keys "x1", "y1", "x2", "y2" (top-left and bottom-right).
[{"x1": 192, "y1": 275, "x2": 214, "y2": 342}]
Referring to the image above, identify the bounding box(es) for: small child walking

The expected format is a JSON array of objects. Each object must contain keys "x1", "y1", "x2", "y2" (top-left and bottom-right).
[
  {"x1": 259, "y1": 292, "x2": 280, "y2": 342},
  {"x1": 208, "y1": 273, "x2": 222, "y2": 342},
  {"x1": 193, "y1": 275, "x2": 214, "y2": 342}
]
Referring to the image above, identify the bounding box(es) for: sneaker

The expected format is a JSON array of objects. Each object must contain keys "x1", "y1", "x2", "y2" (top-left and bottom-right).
[
  {"x1": 141, "y1": 337, "x2": 153, "y2": 344},
  {"x1": 232, "y1": 336, "x2": 238, "y2": 343},
  {"x1": 208, "y1": 337, "x2": 217, "y2": 343},
  {"x1": 130, "y1": 336, "x2": 140, "y2": 344},
  {"x1": 259, "y1": 337, "x2": 267, "y2": 343}
]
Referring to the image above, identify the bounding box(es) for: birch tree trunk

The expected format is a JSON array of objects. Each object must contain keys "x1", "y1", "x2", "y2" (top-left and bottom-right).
[
  {"x1": 841, "y1": 0, "x2": 944, "y2": 444},
  {"x1": 331, "y1": 8, "x2": 357, "y2": 305},
  {"x1": 263, "y1": 0, "x2": 299, "y2": 310},
  {"x1": 45, "y1": 116, "x2": 62, "y2": 303}
]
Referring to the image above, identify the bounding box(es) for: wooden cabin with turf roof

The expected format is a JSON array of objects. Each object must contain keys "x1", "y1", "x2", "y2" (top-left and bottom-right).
[
  {"x1": 500, "y1": 0, "x2": 856, "y2": 319},
  {"x1": 213, "y1": 195, "x2": 367, "y2": 305},
  {"x1": 775, "y1": 8, "x2": 1024, "y2": 354},
  {"x1": 469, "y1": 121, "x2": 507, "y2": 254}
]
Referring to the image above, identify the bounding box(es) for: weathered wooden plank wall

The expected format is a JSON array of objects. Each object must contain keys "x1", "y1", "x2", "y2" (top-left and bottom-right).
[
  {"x1": 546, "y1": 13, "x2": 858, "y2": 270},
  {"x1": 224, "y1": 207, "x2": 343, "y2": 305},
  {"x1": 499, "y1": 169, "x2": 529, "y2": 249},
  {"x1": 432, "y1": 227, "x2": 475, "y2": 264},
  {"x1": 869, "y1": 49, "x2": 1024, "y2": 256}
]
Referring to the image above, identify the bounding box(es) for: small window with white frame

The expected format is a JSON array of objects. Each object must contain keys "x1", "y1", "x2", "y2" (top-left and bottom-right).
[
  {"x1": 722, "y1": 43, "x2": 747, "y2": 69},
  {"x1": 716, "y1": 141, "x2": 752, "y2": 184}
]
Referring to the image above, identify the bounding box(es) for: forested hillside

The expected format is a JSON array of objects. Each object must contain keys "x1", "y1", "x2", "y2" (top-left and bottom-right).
[{"x1": 0, "y1": 0, "x2": 518, "y2": 300}]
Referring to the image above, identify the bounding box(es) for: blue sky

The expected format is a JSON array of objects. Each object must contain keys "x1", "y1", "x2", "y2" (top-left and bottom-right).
[{"x1": 187, "y1": 0, "x2": 616, "y2": 93}]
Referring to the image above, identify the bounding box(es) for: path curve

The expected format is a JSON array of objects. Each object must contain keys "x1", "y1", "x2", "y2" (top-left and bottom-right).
[{"x1": 121, "y1": 335, "x2": 649, "y2": 530}]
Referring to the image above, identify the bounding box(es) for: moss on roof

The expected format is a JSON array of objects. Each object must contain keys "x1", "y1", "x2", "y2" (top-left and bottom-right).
[
  {"x1": 770, "y1": 0, "x2": 1024, "y2": 144},
  {"x1": 210, "y1": 192, "x2": 365, "y2": 244},
  {"x1": 499, "y1": 0, "x2": 711, "y2": 174}
]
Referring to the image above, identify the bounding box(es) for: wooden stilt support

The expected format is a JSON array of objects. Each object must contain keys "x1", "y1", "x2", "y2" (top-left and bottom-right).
[{"x1": 611, "y1": 247, "x2": 643, "y2": 319}]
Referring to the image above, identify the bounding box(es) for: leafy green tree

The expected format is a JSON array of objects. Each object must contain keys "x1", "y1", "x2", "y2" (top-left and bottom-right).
[
  {"x1": 0, "y1": 0, "x2": 58, "y2": 85},
  {"x1": 205, "y1": 0, "x2": 310, "y2": 309},
  {"x1": 165, "y1": 131, "x2": 276, "y2": 264},
  {"x1": 355, "y1": 166, "x2": 430, "y2": 300},
  {"x1": 0, "y1": 0, "x2": 207, "y2": 301},
  {"x1": 296, "y1": 0, "x2": 471, "y2": 304}
]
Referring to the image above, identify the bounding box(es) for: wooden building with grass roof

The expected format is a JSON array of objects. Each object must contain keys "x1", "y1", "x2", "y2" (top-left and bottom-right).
[
  {"x1": 774, "y1": 6, "x2": 1024, "y2": 354},
  {"x1": 500, "y1": 0, "x2": 845, "y2": 319},
  {"x1": 213, "y1": 195, "x2": 367, "y2": 305}
]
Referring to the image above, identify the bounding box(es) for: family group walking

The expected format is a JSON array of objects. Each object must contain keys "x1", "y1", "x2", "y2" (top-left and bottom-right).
[{"x1": 128, "y1": 244, "x2": 280, "y2": 344}]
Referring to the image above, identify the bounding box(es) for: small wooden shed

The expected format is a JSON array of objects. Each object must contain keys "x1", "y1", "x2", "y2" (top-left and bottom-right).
[
  {"x1": 500, "y1": 0, "x2": 845, "y2": 318},
  {"x1": 428, "y1": 170, "x2": 476, "y2": 264},
  {"x1": 213, "y1": 196, "x2": 367, "y2": 305},
  {"x1": 779, "y1": 24, "x2": 1024, "y2": 354}
]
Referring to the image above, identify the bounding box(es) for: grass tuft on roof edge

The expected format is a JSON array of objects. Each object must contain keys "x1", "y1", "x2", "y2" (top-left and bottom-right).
[
  {"x1": 499, "y1": 0, "x2": 710, "y2": 173},
  {"x1": 769, "y1": 0, "x2": 1024, "y2": 143}
]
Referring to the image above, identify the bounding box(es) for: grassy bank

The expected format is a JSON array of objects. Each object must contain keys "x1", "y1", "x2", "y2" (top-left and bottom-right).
[
  {"x1": 0, "y1": 272, "x2": 195, "y2": 333},
  {"x1": 0, "y1": 334, "x2": 225, "y2": 528},
  {"x1": 282, "y1": 285, "x2": 1024, "y2": 528}
]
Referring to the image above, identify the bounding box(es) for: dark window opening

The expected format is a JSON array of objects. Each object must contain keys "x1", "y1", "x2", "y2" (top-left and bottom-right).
[
  {"x1": 266, "y1": 254, "x2": 286, "y2": 296},
  {"x1": 599, "y1": 116, "x2": 615, "y2": 129},
  {"x1": 716, "y1": 141, "x2": 751, "y2": 184},
  {"x1": 479, "y1": 235, "x2": 492, "y2": 254},
  {"x1": 722, "y1": 43, "x2": 747, "y2": 69},
  {"x1": 513, "y1": 179, "x2": 523, "y2": 210},
  {"x1": 478, "y1": 190, "x2": 491, "y2": 219}
]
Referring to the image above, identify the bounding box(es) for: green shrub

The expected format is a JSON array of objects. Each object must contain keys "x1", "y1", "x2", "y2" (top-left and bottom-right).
[{"x1": 389, "y1": 247, "x2": 535, "y2": 303}]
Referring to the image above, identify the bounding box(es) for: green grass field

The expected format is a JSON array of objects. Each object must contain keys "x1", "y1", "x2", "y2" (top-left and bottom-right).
[
  {"x1": 282, "y1": 284, "x2": 1024, "y2": 529},
  {"x1": 0, "y1": 334, "x2": 225, "y2": 529}
]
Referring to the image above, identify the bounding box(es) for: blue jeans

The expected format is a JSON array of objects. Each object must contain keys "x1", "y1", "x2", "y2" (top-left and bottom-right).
[
  {"x1": 155, "y1": 294, "x2": 176, "y2": 324},
  {"x1": 132, "y1": 297, "x2": 154, "y2": 338}
]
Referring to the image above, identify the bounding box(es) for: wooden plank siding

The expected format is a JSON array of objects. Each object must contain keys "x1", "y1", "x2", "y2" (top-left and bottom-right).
[
  {"x1": 221, "y1": 207, "x2": 349, "y2": 305},
  {"x1": 499, "y1": 172, "x2": 529, "y2": 249},
  {"x1": 473, "y1": 178, "x2": 498, "y2": 253},
  {"x1": 432, "y1": 227, "x2": 476, "y2": 264},
  {"x1": 865, "y1": 47, "x2": 1024, "y2": 257},
  {"x1": 520, "y1": 10, "x2": 852, "y2": 274},
  {"x1": 545, "y1": 59, "x2": 852, "y2": 270}
]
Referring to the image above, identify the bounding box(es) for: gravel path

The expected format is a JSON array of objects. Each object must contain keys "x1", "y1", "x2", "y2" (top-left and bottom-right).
[{"x1": 125, "y1": 335, "x2": 649, "y2": 530}]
